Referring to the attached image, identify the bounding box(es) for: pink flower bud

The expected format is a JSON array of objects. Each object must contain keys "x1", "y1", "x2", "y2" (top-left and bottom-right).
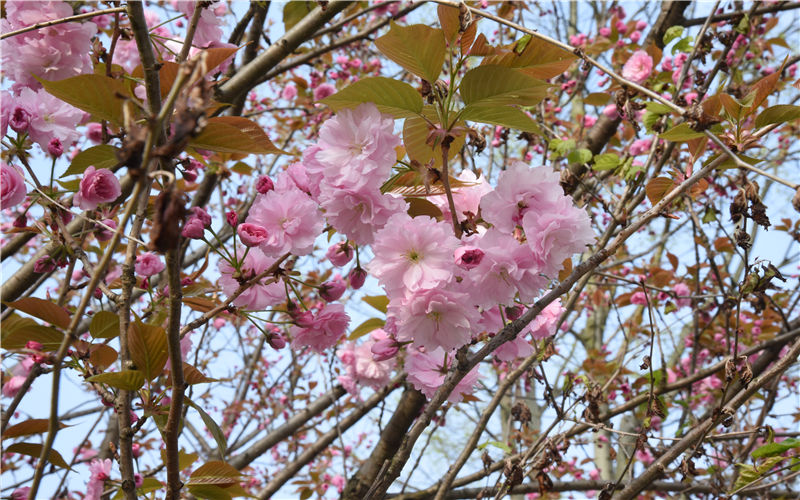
[
  {"x1": 454, "y1": 246, "x2": 484, "y2": 270},
  {"x1": 96, "y1": 219, "x2": 117, "y2": 242},
  {"x1": 348, "y1": 267, "x2": 367, "y2": 290},
  {"x1": 131, "y1": 443, "x2": 141, "y2": 458},
  {"x1": 319, "y1": 276, "x2": 346, "y2": 302},
  {"x1": 226, "y1": 210, "x2": 238, "y2": 227},
  {"x1": 371, "y1": 338, "x2": 398, "y2": 361},
  {"x1": 47, "y1": 138, "x2": 63, "y2": 158},
  {"x1": 505, "y1": 305, "x2": 523, "y2": 320},
  {"x1": 256, "y1": 175, "x2": 275, "y2": 194},
  {"x1": 73, "y1": 167, "x2": 121, "y2": 211},
  {"x1": 268, "y1": 333, "x2": 286, "y2": 349},
  {"x1": 10, "y1": 107, "x2": 30, "y2": 133},
  {"x1": 25, "y1": 341, "x2": 43, "y2": 351},
  {"x1": 237, "y1": 223, "x2": 269, "y2": 247},
  {"x1": 181, "y1": 218, "x2": 205, "y2": 239},
  {"x1": 326, "y1": 242, "x2": 353, "y2": 266},
  {"x1": 135, "y1": 252, "x2": 165, "y2": 277}
]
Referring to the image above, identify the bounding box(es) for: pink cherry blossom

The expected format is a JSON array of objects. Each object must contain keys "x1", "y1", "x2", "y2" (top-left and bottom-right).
[
  {"x1": 369, "y1": 213, "x2": 459, "y2": 299},
  {"x1": 621, "y1": 50, "x2": 653, "y2": 84},
  {"x1": 85, "y1": 458, "x2": 113, "y2": 500},
  {"x1": 291, "y1": 303, "x2": 350, "y2": 353},
  {"x1": 430, "y1": 170, "x2": 492, "y2": 224},
  {"x1": 521, "y1": 197, "x2": 595, "y2": 276},
  {"x1": 318, "y1": 187, "x2": 407, "y2": 245},
  {"x1": 405, "y1": 348, "x2": 479, "y2": 403},
  {"x1": 218, "y1": 248, "x2": 286, "y2": 310},
  {"x1": 135, "y1": 252, "x2": 165, "y2": 277},
  {"x1": 313, "y1": 83, "x2": 336, "y2": 101},
  {"x1": 673, "y1": 282, "x2": 692, "y2": 308},
  {"x1": 16, "y1": 88, "x2": 83, "y2": 149},
  {"x1": 1, "y1": 162, "x2": 27, "y2": 208},
  {"x1": 173, "y1": 0, "x2": 224, "y2": 47},
  {"x1": 1, "y1": 0, "x2": 96, "y2": 91},
  {"x1": 2, "y1": 357, "x2": 35, "y2": 398},
  {"x1": 73, "y1": 166, "x2": 122, "y2": 210},
  {"x1": 336, "y1": 331, "x2": 395, "y2": 394},
  {"x1": 281, "y1": 85, "x2": 298, "y2": 101},
  {"x1": 479, "y1": 162, "x2": 563, "y2": 233},
  {"x1": 246, "y1": 185, "x2": 324, "y2": 257},
  {"x1": 319, "y1": 274, "x2": 347, "y2": 302},
  {"x1": 630, "y1": 290, "x2": 648, "y2": 305},
  {"x1": 391, "y1": 287, "x2": 480, "y2": 352},
  {"x1": 629, "y1": 138, "x2": 652, "y2": 156},
  {"x1": 527, "y1": 299, "x2": 564, "y2": 340},
  {"x1": 494, "y1": 335, "x2": 535, "y2": 362}
]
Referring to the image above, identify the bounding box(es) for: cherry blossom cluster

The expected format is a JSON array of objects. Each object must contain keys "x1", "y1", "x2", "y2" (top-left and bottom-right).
[{"x1": 216, "y1": 103, "x2": 595, "y2": 401}]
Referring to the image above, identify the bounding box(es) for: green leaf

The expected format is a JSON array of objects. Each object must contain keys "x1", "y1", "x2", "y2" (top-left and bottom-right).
[
  {"x1": 189, "y1": 117, "x2": 286, "y2": 155},
  {"x1": 5, "y1": 442, "x2": 71, "y2": 469},
  {"x1": 3, "y1": 419, "x2": 67, "y2": 440},
  {"x1": 5, "y1": 297, "x2": 71, "y2": 329},
  {"x1": 671, "y1": 36, "x2": 693, "y2": 55},
  {"x1": 459, "y1": 66, "x2": 550, "y2": 107},
  {"x1": 592, "y1": 153, "x2": 620, "y2": 171},
  {"x1": 322, "y1": 77, "x2": 423, "y2": 118},
  {"x1": 363, "y1": 295, "x2": 389, "y2": 314},
  {"x1": 37, "y1": 74, "x2": 131, "y2": 125},
  {"x1": 407, "y1": 197, "x2": 443, "y2": 219},
  {"x1": 87, "y1": 370, "x2": 145, "y2": 391},
  {"x1": 659, "y1": 123, "x2": 706, "y2": 142},
  {"x1": 460, "y1": 105, "x2": 541, "y2": 133},
  {"x1": 703, "y1": 152, "x2": 762, "y2": 170},
  {"x1": 62, "y1": 145, "x2": 119, "y2": 177},
  {"x1": 348, "y1": 318, "x2": 386, "y2": 341},
  {"x1": 755, "y1": 104, "x2": 800, "y2": 128},
  {"x1": 663, "y1": 26, "x2": 684, "y2": 46},
  {"x1": 477, "y1": 440, "x2": 512, "y2": 454},
  {"x1": 90, "y1": 311, "x2": 120, "y2": 339},
  {"x1": 375, "y1": 22, "x2": 446, "y2": 83},
  {"x1": 128, "y1": 321, "x2": 168, "y2": 381},
  {"x1": 752, "y1": 438, "x2": 800, "y2": 458},
  {"x1": 482, "y1": 36, "x2": 576, "y2": 79},
  {"x1": 642, "y1": 111, "x2": 661, "y2": 132},
  {"x1": 549, "y1": 139, "x2": 576, "y2": 156},
  {"x1": 567, "y1": 148, "x2": 593, "y2": 165},
  {"x1": 187, "y1": 486, "x2": 231, "y2": 500},
  {"x1": 187, "y1": 460, "x2": 242, "y2": 486},
  {"x1": 584, "y1": 92, "x2": 611, "y2": 106},
  {"x1": 0, "y1": 319, "x2": 65, "y2": 351},
  {"x1": 646, "y1": 102, "x2": 673, "y2": 115},
  {"x1": 185, "y1": 399, "x2": 227, "y2": 458},
  {"x1": 283, "y1": 1, "x2": 314, "y2": 31}
]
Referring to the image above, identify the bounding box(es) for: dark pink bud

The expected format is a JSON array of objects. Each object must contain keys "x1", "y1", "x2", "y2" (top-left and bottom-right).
[
  {"x1": 34, "y1": 257, "x2": 56, "y2": 274},
  {"x1": 371, "y1": 338, "x2": 398, "y2": 361},
  {"x1": 131, "y1": 443, "x2": 141, "y2": 458},
  {"x1": 181, "y1": 218, "x2": 205, "y2": 239},
  {"x1": 256, "y1": 176, "x2": 275, "y2": 194},
  {"x1": 454, "y1": 246, "x2": 484, "y2": 270},
  {"x1": 504, "y1": 305, "x2": 523, "y2": 320},
  {"x1": 237, "y1": 223, "x2": 268, "y2": 247},
  {"x1": 326, "y1": 242, "x2": 353, "y2": 267},
  {"x1": 13, "y1": 215, "x2": 27, "y2": 228},
  {"x1": 268, "y1": 333, "x2": 286, "y2": 350},
  {"x1": 47, "y1": 138, "x2": 63, "y2": 158},
  {"x1": 226, "y1": 210, "x2": 238, "y2": 227},
  {"x1": 348, "y1": 267, "x2": 367, "y2": 290},
  {"x1": 96, "y1": 219, "x2": 117, "y2": 242},
  {"x1": 10, "y1": 107, "x2": 30, "y2": 133},
  {"x1": 182, "y1": 168, "x2": 198, "y2": 183},
  {"x1": 25, "y1": 341, "x2": 43, "y2": 351},
  {"x1": 319, "y1": 276, "x2": 346, "y2": 302}
]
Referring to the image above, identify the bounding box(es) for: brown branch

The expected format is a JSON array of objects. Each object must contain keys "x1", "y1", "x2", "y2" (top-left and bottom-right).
[{"x1": 215, "y1": 0, "x2": 350, "y2": 104}]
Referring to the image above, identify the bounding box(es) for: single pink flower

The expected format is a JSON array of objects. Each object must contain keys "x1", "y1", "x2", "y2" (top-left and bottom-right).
[
  {"x1": 245, "y1": 185, "x2": 324, "y2": 257},
  {"x1": 326, "y1": 241, "x2": 354, "y2": 267},
  {"x1": 218, "y1": 247, "x2": 286, "y2": 310},
  {"x1": 405, "y1": 347, "x2": 479, "y2": 403},
  {"x1": 291, "y1": 303, "x2": 350, "y2": 353},
  {"x1": 336, "y1": 331, "x2": 395, "y2": 394},
  {"x1": 73, "y1": 166, "x2": 121, "y2": 210},
  {"x1": 313, "y1": 83, "x2": 336, "y2": 101},
  {"x1": 391, "y1": 287, "x2": 480, "y2": 352},
  {"x1": 621, "y1": 50, "x2": 653, "y2": 84},
  {"x1": 527, "y1": 300, "x2": 564, "y2": 340},
  {"x1": 135, "y1": 252, "x2": 165, "y2": 277},
  {"x1": 1, "y1": 162, "x2": 27, "y2": 208},
  {"x1": 85, "y1": 458, "x2": 113, "y2": 500}
]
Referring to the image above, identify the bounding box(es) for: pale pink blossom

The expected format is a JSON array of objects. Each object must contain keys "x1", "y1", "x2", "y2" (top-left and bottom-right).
[
  {"x1": 1, "y1": 162, "x2": 27, "y2": 208},
  {"x1": 16, "y1": 88, "x2": 83, "y2": 149},
  {"x1": 622, "y1": 50, "x2": 653, "y2": 84},
  {"x1": 405, "y1": 348, "x2": 479, "y2": 402},
  {"x1": 673, "y1": 282, "x2": 692, "y2": 308},
  {"x1": 629, "y1": 138, "x2": 652, "y2": 156},
  {"x1": 319, "y1": 187, "x2": 407, "y2": 245},
  {"x1": 73, "y1": 166, "x2": 122, "y2": 210},
  {"x1": 135, "y1": 252, "x2": 164, "y2": 277},
  {"x1": 218, "y1": 248, "x2": 286, "y2": 310},
  {"x1": 630, "y1": 290, "x2": 648, "y2": 305},
  {"x1": 2, "y1": 357, "x2": 35, "y2": 398},
  {"x1": 391, "y1": 287, "x2": 480, "y2": 352},
  {"x1": 337, "y1": 330, "x2": 395, "y2": 394},
  {"x1": 494, "y1": 335, "x2": 535, "y2": 362},
  {"x1": 245, "y1": 186, "x2": 324, "y2": 257},
  {"x1": 85, "y1": 458, "x2": 113, "y2": 500},
  {"x1": 479, "y1": 162, "x2": 563, "y2": 233},
  {"x1": 430, "y1": 170, "x2": 492, "y2": 225},
  {"x1": 1, "y1": 0, "x2": 96, "y2": 91},
  {"x1": 521, "y1": 197, "x2": 594, "y2": 276},
  {"x1": 369, "y1": 213, "x2": 459, "y2": 299},
  {"x1": 527, "y1": 299, "x2": 564, "y2": 340},
  {"x1": 315, "y1": 103, "x2": 399, "y2": 190},
  {"x1": 174, "y1": 1, "x2": 224, "y2": 47},
  {"x1": 281, "y1": 85, "x2": 298, "y2": 101},
  {"x1": 291, "y1": 303, "x2": 350, "y2": 353}
]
